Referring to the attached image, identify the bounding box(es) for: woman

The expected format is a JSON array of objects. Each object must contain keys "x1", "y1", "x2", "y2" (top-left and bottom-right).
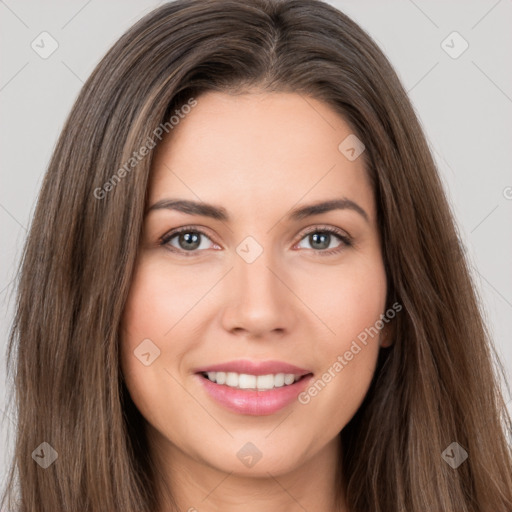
[{"x1": 2, "y1": 0, "x2": 511, "y2": 511}]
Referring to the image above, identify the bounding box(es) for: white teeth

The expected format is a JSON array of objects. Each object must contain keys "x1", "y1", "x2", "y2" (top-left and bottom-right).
[
  {"x1": 203, "y1": 371, "x2": 303, "y2": 390},
  {"x1": 284, "y1": 374, "x2": 295, "y2": 385},
  {"x1": 226, "y1": 372, "x2": 238, "y2": 387},
  {"x1": 238, "y1": 374, "x2": 257, "y2": 389},
  {"x1": 274, "y1": 373, "x2": 285, "y2": 387},
  {"x1": 256, "y1": 374, "x2": 274, "y2": 390}
]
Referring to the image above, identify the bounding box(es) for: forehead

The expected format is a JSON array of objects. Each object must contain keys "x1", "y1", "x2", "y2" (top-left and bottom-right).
[{"x1": 149, "y1": 91, "x2": 375, "y2": 222}]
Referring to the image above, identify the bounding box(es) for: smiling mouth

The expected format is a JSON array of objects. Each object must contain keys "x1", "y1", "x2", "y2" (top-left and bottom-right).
[{"x1": 199, "y1": 371, "x2": 313, "y2": 391}]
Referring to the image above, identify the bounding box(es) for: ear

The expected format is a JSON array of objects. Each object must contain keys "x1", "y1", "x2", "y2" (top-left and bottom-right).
[{"x1": 379, "y1": 320, "x2": 395, "y2": 348}]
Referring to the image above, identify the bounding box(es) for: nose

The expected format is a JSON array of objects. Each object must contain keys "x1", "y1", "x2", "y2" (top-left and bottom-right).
[{"x1": 220, "y1": 249, "x2": 298, "y2": 339}]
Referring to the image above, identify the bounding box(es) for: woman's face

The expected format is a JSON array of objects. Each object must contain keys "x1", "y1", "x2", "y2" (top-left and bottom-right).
[{"x1": 120, "y1": 91, "x2": 389, "y2": 479}]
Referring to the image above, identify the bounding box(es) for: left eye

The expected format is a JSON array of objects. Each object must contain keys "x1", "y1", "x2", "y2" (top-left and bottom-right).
[{"x1": 295, "y1": 229, "x2": 349, "y2": 252}]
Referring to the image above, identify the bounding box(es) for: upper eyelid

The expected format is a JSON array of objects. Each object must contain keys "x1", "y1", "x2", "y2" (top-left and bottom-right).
[{"x1": 161, "y1": 225, "x2": 215, "y2": 242}]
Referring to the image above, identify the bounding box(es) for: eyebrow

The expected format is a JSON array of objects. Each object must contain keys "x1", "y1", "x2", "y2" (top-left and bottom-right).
[{"x1": 146, "y1": 198, "x2": 369, "y2": 223}]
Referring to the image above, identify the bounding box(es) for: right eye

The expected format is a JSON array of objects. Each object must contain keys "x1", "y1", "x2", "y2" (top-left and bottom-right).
[{"x1": 160, "y1": 226, "x2": 220, "y2": 256}]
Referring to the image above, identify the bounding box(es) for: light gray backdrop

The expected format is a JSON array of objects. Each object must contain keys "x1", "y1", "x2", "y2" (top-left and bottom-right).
[{"x1": 1, "y1": 0, "x2": 511, "y2": 489}]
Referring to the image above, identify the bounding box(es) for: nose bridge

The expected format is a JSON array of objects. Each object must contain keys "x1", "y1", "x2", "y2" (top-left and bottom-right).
[
  {"x1": 221, "y1": 237, "x2": 294, "y2": 335},
  {"x1": 236, "y1": 239, "x2": 285, "y2": 306}
]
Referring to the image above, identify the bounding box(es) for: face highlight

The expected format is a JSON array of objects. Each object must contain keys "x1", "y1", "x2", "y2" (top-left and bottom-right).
[{"x1": 120, "y1": 91, "x2": 389, "y2": 506}]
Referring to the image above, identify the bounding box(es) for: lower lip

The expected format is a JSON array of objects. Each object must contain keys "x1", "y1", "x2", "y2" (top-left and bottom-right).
[{"x1": 196, "y1": 373, "x2": 314, "y2": 416}]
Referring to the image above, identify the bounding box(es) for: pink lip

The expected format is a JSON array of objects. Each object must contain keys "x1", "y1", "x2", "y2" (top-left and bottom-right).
[
  {"x1": 196, "y1": 373, "x2": 314, "y2": 416},
  {"x1": 193, "y1": 360, "x2": 314, "y2": 416},
  {"x1": 193, "y1": 359, "x2": 312, "y2": 376}
]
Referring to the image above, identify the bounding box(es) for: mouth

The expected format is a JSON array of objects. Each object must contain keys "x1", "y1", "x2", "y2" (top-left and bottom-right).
[
  {"x1": 198, "y1": 371, "x2": 312, "y2": 391},
  {"x1": 193, "y1": 361, "x2": 314, "y2": 415}
]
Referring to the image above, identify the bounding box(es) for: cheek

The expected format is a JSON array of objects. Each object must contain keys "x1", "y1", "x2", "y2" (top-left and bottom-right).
[
  {"x1": 293, "y1": 254, "x2": 387, "y2": 427},
  {"x1": 299, "y1": 250, "x2": 387, "y2": 350},
  {"x1": 119, "y1": 259, "x2": 185, "y2": 415},
  {"x1": 120, "y1": 256, "x2": 211, "y2": 354},
  {"x1": 120, "y1": 258, "x2": 228, "y2": 417},
  {"x1": 119, "y1": 257, "x2": 216, "y2": 441}
]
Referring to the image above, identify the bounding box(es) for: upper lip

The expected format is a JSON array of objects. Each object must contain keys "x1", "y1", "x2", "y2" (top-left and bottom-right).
[{"x1": 194, "y1": 359, "x2": 312, "y2": 377}]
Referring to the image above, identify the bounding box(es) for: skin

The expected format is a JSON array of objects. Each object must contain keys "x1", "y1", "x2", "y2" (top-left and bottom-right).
[{"x1": 120, "y1": 91, "x2": 391, "y2": 512}]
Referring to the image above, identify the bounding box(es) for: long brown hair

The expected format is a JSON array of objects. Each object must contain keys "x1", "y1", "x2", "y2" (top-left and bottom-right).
[{"x1": 2, "y1": 1, "x2": 511, "y2": 510}]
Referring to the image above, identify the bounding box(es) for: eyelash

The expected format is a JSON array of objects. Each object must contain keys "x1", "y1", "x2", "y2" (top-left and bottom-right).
[{"x1": 159, "y1": 225, "x2": 352, "y2": 257}]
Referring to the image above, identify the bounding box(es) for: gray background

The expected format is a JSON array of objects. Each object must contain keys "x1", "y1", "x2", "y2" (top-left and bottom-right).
[{"x1": 1, "y1": 0, "x2": 511, "y2": 488}]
